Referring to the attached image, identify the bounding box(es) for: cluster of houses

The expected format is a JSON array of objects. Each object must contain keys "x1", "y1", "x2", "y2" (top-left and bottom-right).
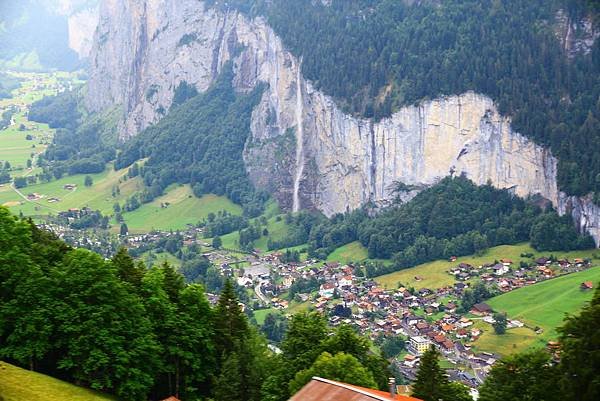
[
  {"x1": 217, "y1": 249, "x2": 597, "y2": 388},
  {"x1": 447, "y1": 256, "x2": 592, "y2": 293}
]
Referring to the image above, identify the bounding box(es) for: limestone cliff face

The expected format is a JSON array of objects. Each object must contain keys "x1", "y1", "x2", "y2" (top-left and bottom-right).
[{"x1": 86, "y1": 0, "x2": 600, "y2": 246}]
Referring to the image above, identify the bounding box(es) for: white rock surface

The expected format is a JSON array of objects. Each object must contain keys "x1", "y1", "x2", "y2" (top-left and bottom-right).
[{"x1": 86, "y1": 0, "x2": 599, "y2": 246}]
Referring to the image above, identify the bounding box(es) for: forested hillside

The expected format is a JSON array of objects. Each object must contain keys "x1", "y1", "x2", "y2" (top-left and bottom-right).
[
  {"x1": 213, "y1": 0, "x2": 600, "y2": 198},
  {"x1": 0, "y1": 206, "x2": 391, "y2": 401},
  {"x1": 272, "y1": 176, "x2": 595, "y2": 273},
  {"x1": 115, "y1": 65, "x2": 268, "y2": 217}
]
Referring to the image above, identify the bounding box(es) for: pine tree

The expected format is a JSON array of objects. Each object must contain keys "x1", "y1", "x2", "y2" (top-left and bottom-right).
[
  {"x1": 214, "y1": 279, "x2": 249, "y2": 356},
  {"x1": 558, "y1": 285, "x2": 600, "y2": 401},
  {"x1": 112, "y1": 247, "x2": 144, "y2": 289},
  {"x1": 411, "y1": 347, "x2": 449, "y2": 401}
]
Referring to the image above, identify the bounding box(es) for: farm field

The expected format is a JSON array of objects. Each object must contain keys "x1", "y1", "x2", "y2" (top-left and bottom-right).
[
  {"x1": 122, "y1": 185, "x2": 241, "y2": 233},
  {"x1": 0, "y1": 361, "x2": 116, "y2": 401},
  {"x1": 375, "y1": 243, "x2": 600, "y2": 290},
  {"x1": 326, "y1": 241, "x2": 369, "y2": 264},
  {"x1": 0, "y1": 166, "x2": 139, "y2": 216},
  {"x1": 472, "y1": 326, "x2": 541, "y2": 356},
  {"x1": 0, "y1": 71, "x2": 79, "y2": 174},
  {"x1": 486, "y1": 266, "x2": 600, "y2": 340},
  {"x1": 219, "y1": 214, "x2": 291, "y2": 251}
]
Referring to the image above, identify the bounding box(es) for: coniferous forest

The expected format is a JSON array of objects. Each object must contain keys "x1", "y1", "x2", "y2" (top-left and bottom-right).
[{"x1": 211, "y1": 0, "x2": 600, "y2": 198}]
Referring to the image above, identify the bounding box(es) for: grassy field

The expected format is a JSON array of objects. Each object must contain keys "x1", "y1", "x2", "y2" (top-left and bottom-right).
[
  {"x1": 0, "y1": 361, "x2": 116, "y2": 401},
  {"x1": 0, "y1": 71, "x2": 77, "y2": 174},
  {"x1": 0, "y1": 167, "x2": 139, "y2": 216},
  {"x1": 326, "y1": 241, "x2": 369, "y2": 264},
  {"x1": 375, "y1": 243, "x2": 600, "y2": 290},
  {"x1": 487, "y1": 266, "x2": 600, "y2": 340},
  {"x1": 122, "y1": 185, "x2": 241, "y2": 233},
  {"x1": 254, "y1": 308, "x2": 279, "y2": 325},
  {"x1": 219, "y1": 214, "x2": 291, "y2": 251},
  {"x1": 472, "y1": 326, "x2": 541, "y2": 356}
]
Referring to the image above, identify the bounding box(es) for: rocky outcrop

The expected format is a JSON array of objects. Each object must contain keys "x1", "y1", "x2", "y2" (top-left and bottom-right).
[
  {"x1": 86, "y1": 0, "x2": 600, "y2": 246},
  {"x1": 555, "y1": 9, "x2": 599, "y2": 58}
]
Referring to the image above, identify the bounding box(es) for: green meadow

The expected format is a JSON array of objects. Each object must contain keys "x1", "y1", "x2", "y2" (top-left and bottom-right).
[
  {"x1": 0, "y1": 361, "x2": 116, "y2": 401},
  {"x1": 375, "y1": 243, "x2": 600, "y2": 290}
]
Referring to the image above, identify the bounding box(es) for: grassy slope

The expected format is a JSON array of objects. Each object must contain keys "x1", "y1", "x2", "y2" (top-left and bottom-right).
[
  {"x1": 121, "y1": 185, "x2": 241, "y2": 234},
  {"x1": 375, "y1": 243, "x2": 600, "y2": 290},
  {"x1": 326, "y1": 241, "x2": 369, "y2": 264},
  {"x1": 487, "y1": 266, "x2": 600, "y2": 339},
  {"x1": 0, "y1": 72, "x2": 70, "y2": 172},
  {"x1": 0, "y1": 361, "x2": 116, "y2": 401}
]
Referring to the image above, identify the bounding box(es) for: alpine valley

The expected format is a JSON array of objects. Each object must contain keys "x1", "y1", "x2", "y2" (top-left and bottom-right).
[{"x1": 1, "y1": 1, "x2": 600, "y2": 401}]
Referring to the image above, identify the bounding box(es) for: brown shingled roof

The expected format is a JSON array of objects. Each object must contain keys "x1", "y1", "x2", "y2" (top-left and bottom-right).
[{"x1": 289, "y1": 377, "x2": 422, "y2": 401}]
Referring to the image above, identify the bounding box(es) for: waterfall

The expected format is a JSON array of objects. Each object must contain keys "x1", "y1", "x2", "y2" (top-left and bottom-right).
[{"x1": 292, "y1": 60, "x2": 304, "y2": 212}]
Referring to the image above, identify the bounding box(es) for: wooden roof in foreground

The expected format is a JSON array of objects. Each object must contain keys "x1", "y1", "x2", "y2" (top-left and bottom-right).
[{"x1": 289, "y1": 377, "x2": 423, "y2": 401}]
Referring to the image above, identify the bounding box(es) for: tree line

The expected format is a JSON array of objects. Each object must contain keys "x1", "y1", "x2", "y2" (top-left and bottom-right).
[
  {"x1": 272, "y1": 176, "x2": 595, "y2": 275},
  {"x1": 0, "y1": 206, "x2": 392, "y2": 401},
  {"x1": 223, "y1": 0, "x2": 600, "y2": 199},
  {"x1": 115, "y1": 64, "x2": 268, "y2": 218}
]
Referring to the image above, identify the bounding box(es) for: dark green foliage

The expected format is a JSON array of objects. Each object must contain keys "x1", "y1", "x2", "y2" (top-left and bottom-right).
[
  {"x1": 115, "y1": 64, "x2": 268, "y2": 217},
  {"x1": 411, "y1": 347, "x2": 454, "y2": 401},
  {"x1": 203, "y1": 210, "x2": 249, "y2": 237},
  {"x1": 262, "y1": 315, "x2": 390, "y2": 401},
  {"x1": 479, "y1": 350, "x2": 563, "y2": 401},
  {"x1": 289, "y1": 352, "x2": 376, "y2": 395},
  {"x1": 459, "y1": 282, "x2": 494, "y2": 313},
  {"x1": 0, "y1": 73, "x2": 20, "y2": 99},
  {"x1": 31, "y1": 92, "x2": 116, "y2": 178},
  {"x1": 291, "y1": 176, "x2": 593, "y2": 273},
  {"x1": 84, "y1": 175, "x2": 93, "y2": 187},
  {"x1": 530, "y1": 212, "x2": 597, "y2": 251},
  {"x1": 68, "y1": 210, "x2": 109, "y2": 230},
  {"x1": 557, "y1": 284, "x2": 600, "y2": 401},
  {"x1": 212, "y1": 235, "x2": 222, "y2": 249},
  {"x1": 240, "y1": 0, "x2": 600, "y2": 197},
  {"x1": 0, "y1": 206, "x2": 277, "y2": 400},
  {"x1": 13, "y1": 177, "x2": 27, "y2": 188},
  {"x1": 50, "y1": 249, "x2": 159, "y2": 400},
  {"x1": 29, "y1": 91, "x2": 81, "y2": 130},
  {"x1": 493, "y1": 313, "x2": 507, "y2": 335},
  {"x1": 172, "y1": 81, "x2": 199, "y2": 106},
  {"x1": 261, "y1": 312, "x2": 288, "y2": 343},
  {"x1": 112, "y1": 247, "x2": 145, "y2": 290},
  {"x1": 377, "y1": 335, "x2": 407, "y2": 359}
]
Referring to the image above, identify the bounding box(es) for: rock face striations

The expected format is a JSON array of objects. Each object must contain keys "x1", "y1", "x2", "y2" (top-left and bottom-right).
[{"x1": 86, "y1": 0, "x2": 599, "y2": 246}]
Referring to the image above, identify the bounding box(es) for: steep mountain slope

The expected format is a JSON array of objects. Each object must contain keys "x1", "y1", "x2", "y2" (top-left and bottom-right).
[{"x1": 85, "y1": 0, "x2": 600, "y2": 246}]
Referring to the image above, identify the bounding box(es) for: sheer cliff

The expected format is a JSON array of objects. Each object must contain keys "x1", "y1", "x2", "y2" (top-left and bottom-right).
[{"x1": 85, "y1": 0, "x2": 600, "y2": 245}]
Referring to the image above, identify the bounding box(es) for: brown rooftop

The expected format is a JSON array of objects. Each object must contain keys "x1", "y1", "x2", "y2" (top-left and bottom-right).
[{"x1": 289, "y1": 377, "x2": 422, "y2": 401}]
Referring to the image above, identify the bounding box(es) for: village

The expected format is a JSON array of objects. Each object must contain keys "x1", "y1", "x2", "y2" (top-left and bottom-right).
[
  {"x1": 213, "y1": 247, "x2": 595, "y2": 389},
  {"x1": 35, "y1": 215, "x2": 596, "y2": 391}
]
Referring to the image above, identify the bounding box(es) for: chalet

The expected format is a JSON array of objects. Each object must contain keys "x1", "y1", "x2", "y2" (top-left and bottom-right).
[
  {"x1": 536, "y1": 257, "x2": 550, "y2": 266},
  {"x1": 290, "y1": 377, "x2": 423, "y2": 401},
  {"x1": 471, "y1": 302, "x2": 492, "y2": 316},
  {"x1": 63, "y1": 183, "x2": 77, "y2": 190},
  {"x1": 339, "y1": 275, "x2": 353, "y2": 288},
  {"x1": 581, "y1": 281, "x2": 594, "y2": 290},
  {"x1": 403, "y1": 354, "x2": 419, "y2": 368},
  {"x1": 492, "y1": 263, "x2": 509, "y2": 276},
  {"x1": 500, "y1": 259, "x2": 513, "y2": 266},
  {"x1": 319, "y1": 282, "x2": 336, "y2": 298}
]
